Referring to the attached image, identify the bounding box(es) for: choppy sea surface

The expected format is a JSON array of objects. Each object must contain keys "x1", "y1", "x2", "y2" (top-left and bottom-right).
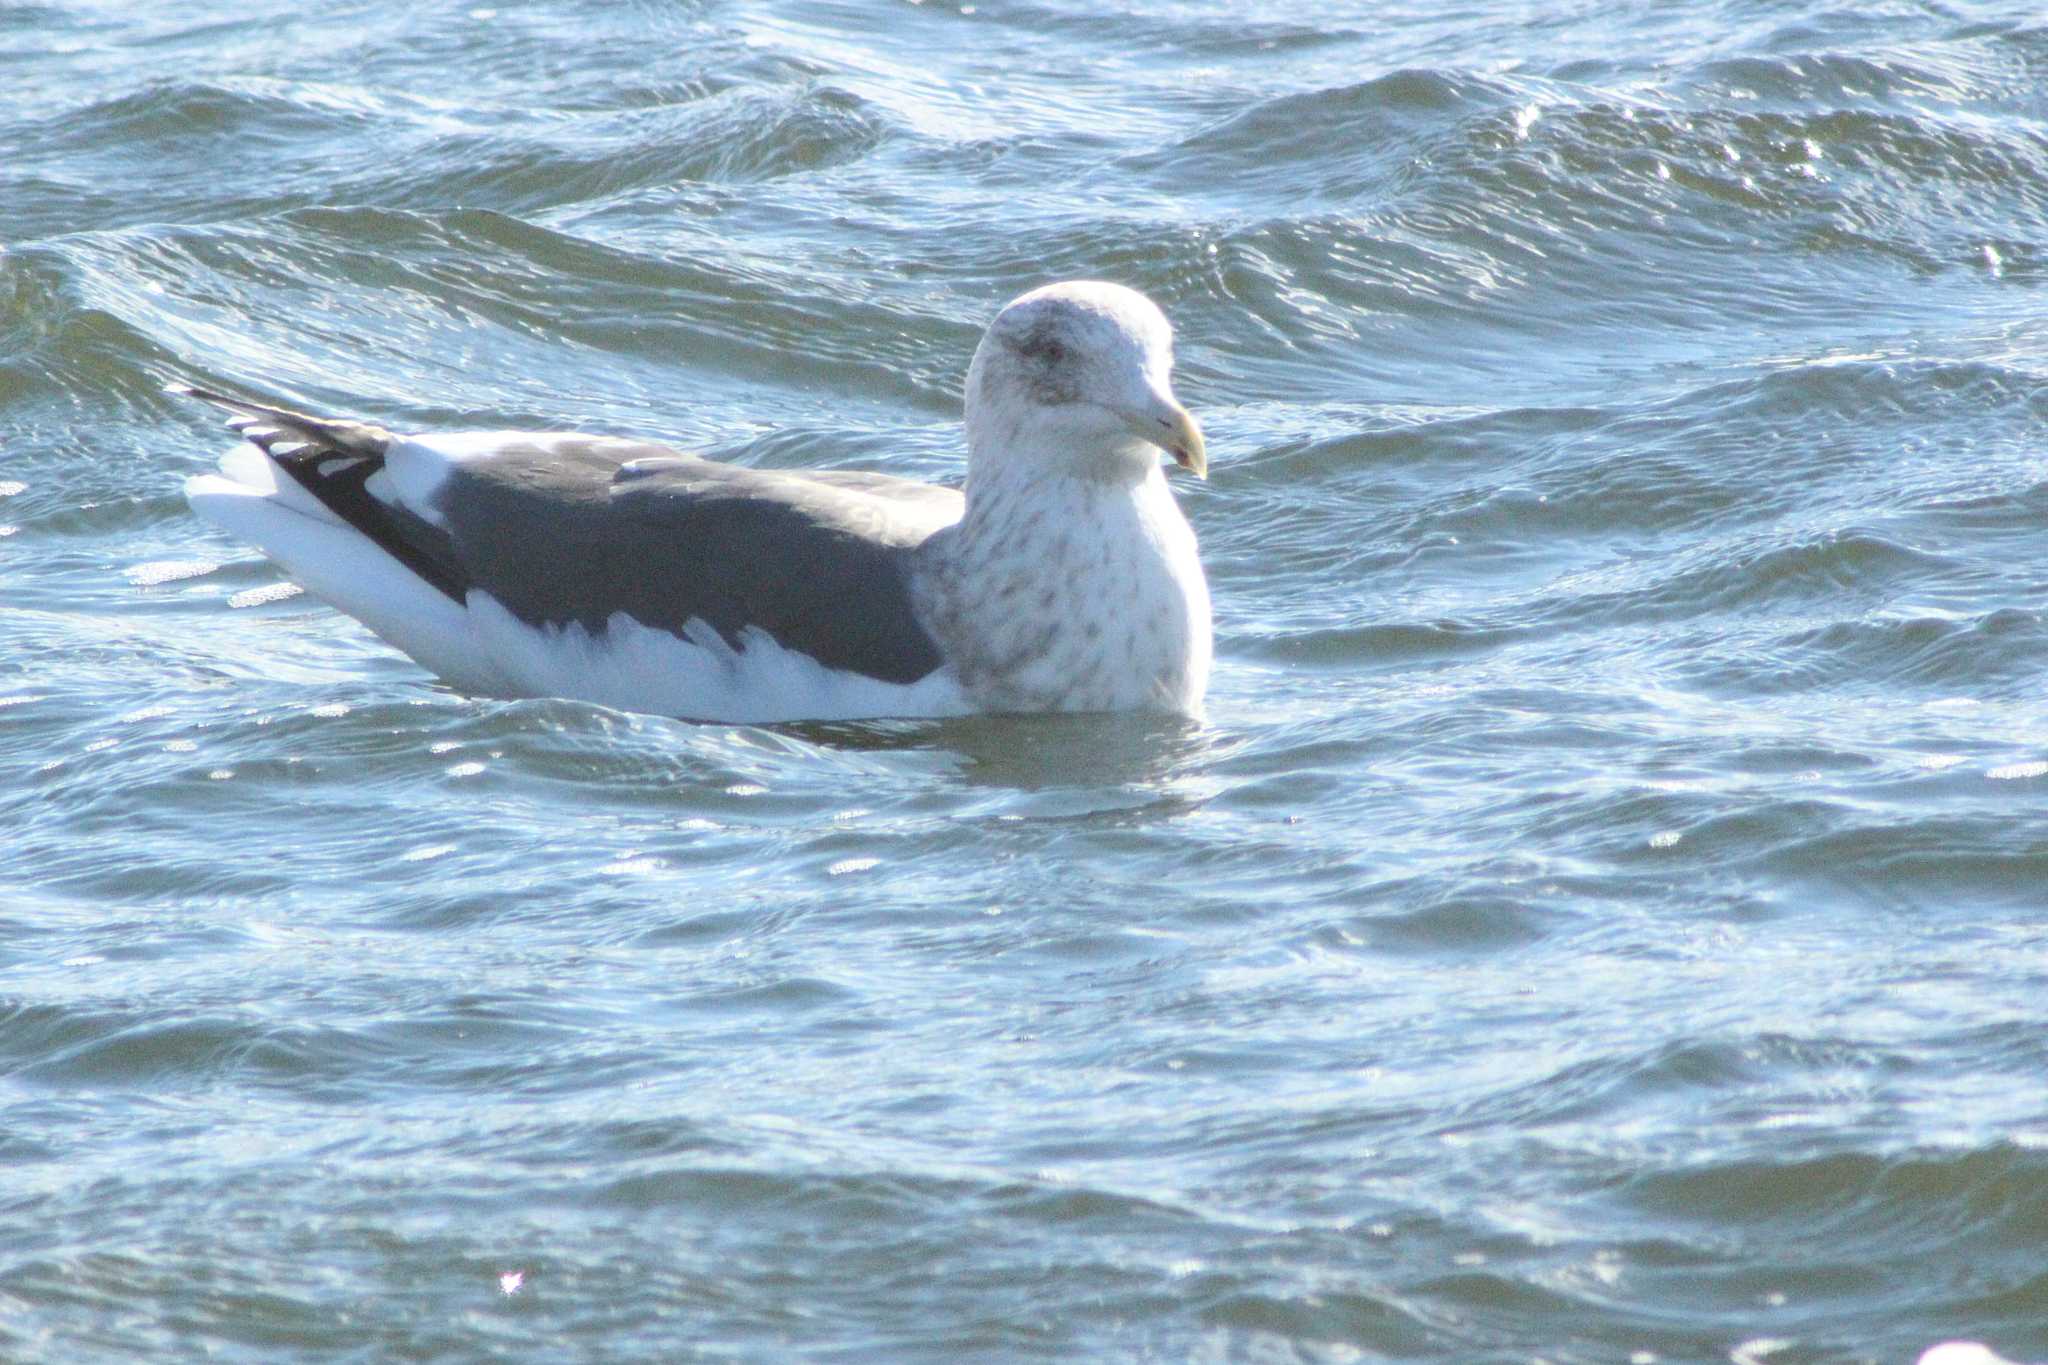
[{"x1": 5, "y1": 2, "x2": 2048, "y2": 1360}]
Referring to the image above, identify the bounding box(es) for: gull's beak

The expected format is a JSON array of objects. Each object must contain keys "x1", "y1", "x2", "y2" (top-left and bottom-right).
[{"x1": 1129, "y1": 392, "x2": 1208, "y2": 480}]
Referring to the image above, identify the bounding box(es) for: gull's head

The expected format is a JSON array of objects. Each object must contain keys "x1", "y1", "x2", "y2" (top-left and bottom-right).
[{"x1": 965, "y1": 280, "x2": 1206, "y2": 483}]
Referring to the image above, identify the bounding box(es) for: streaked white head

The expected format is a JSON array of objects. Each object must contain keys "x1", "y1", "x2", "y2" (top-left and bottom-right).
[{"x1": 964, "y1": 280, "x2": 1206, "y2": 486}]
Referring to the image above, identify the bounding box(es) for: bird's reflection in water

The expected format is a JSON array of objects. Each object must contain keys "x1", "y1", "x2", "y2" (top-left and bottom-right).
[{"x1": 779, "y1": 710, "x2": 1229, "y2": 818}]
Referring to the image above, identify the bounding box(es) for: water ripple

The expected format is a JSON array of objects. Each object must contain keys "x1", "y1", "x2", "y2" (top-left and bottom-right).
[{"x1": 8, "y1": 0, "x2": 2048, "y2": 1360}]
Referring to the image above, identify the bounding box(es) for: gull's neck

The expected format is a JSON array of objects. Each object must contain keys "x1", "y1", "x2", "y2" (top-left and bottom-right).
[
  {"x1": 954, "y1": 461, "x2": 1178, "y2": 586},
  {"x1": 960, "y1": 398, "x2": 1158, "y2": 519},
  {"x1": 916, "y1": 426, "x2": 1212, "y2": 716}
]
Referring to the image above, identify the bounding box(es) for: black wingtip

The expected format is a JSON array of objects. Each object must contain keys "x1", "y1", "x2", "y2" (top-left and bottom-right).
[
  {"x1": 166, "y1": 383, "x2": 249, "y2": 410},
  {"x1": 167, "y1": 384, "x2": 396, "y2": 460}
]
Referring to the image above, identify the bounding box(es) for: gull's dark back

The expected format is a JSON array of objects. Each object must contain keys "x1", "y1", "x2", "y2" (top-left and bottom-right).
[{"x1": 436, "y1": 441, "x2": 961, "y2": 684}]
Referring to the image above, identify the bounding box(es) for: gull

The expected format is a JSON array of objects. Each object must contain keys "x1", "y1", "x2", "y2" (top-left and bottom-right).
[{"x1": 179, "y1": 280, "x2": 1212, "y2": 723}]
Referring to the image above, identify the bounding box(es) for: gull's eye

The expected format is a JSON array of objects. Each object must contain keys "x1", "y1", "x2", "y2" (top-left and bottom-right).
[{"x1": 1042, "y1": 341, "x2": 1066, "y2": 364}]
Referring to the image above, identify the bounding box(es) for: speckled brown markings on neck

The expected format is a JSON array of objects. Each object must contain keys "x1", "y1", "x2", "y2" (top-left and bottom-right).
[{"x1": 909, "y1": 465, "x2": 1209, "y2": 714}]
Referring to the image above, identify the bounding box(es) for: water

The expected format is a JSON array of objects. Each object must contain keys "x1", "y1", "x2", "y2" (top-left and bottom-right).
[{"x1": 5, "y1": 1, "x2": 2048, "y2": 1360}]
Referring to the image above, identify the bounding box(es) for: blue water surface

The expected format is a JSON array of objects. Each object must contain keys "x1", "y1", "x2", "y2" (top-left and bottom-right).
[{"x1": 4, "y1": 2, "x2": 2048, "y2": 1361}]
